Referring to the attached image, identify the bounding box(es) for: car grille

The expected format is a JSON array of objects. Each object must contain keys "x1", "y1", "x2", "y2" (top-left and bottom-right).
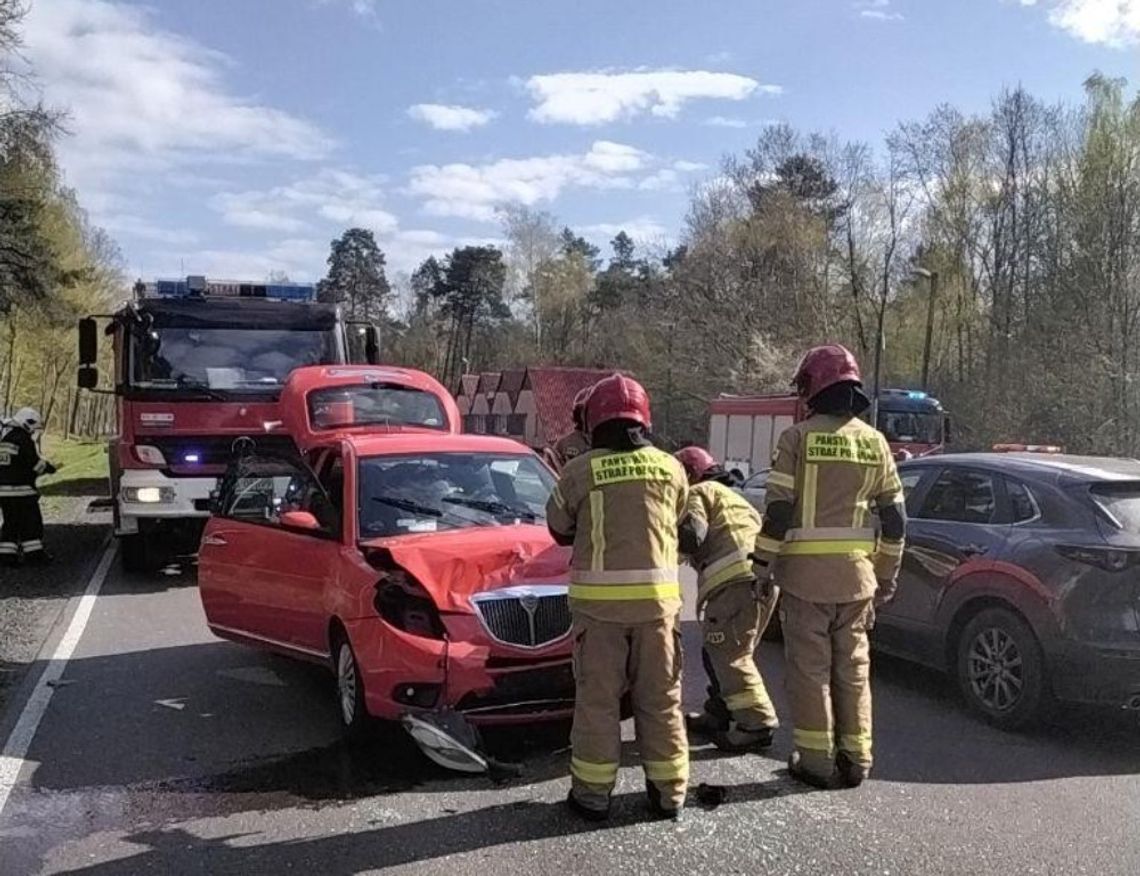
[{"x1": 472, "y1": 587, "x2": 570, "y2": 649}]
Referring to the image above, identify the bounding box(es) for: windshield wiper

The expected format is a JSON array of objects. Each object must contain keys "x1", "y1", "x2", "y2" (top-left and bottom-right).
[
  {"x1": 174, "y1": 376, "x2": 229, "y2": 401},
  {"x1": 371, "y1": 495, "x2": 442, "y2": 517},
  {"x1": 442, "y1": 496, "x2": 540, "y2": 521}
]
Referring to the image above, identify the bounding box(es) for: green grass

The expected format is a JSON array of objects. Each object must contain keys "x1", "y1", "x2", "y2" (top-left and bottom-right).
[{"x1": 37, "y1": 437, "x2": 110, "y2": 516}]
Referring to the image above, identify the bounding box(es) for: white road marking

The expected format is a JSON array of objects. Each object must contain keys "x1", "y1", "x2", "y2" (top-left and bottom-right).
[{"x1": 0, "y1": 539, "x2": 116, "y2": 818}]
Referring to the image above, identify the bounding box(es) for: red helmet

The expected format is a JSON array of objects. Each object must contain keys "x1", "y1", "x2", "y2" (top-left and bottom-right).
[
  {"x1": 571, "y1": 386, "x2": 593, "y2": 429},
  {"x1": 675, "y1": 446, "x2": 717, "y2": 483},
  {"x1": 584, "y1": 374, "x2": 651, "y2": 433},
  {"x1": 792, "y1": 344, "x2": 863, "y2": 401}
]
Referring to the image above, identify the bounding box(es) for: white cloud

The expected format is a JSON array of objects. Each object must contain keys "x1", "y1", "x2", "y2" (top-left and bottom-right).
[
  {"x1": 857, "y1": 1, "x2": 905, "y2": 21},
  {"x1": 704, "y1": 115, "x2": 749, "y2": 128},
  {"x1": 408, "y1": 103, "x2": 498, "y2": 132},
  {"x1": 317, "y1": 0, "x2": 379, "y2": 21},
  {"x1": 211, "y1": 168, "x2": 398, "y2": 235},
  {"x1": 524, "y1": 69, "x2": 780, "y2": 125},
  {"x1": 1019, "y1": 0, "x2": 1140, "y2": 46},
  {"x1": 673, "y1": 159, "x2": 709, "y2": 173},
  {"x1": 23, "y1": 0, "x2": 332, "y2": 204},
  {"x1": 581, "y1": 217, "x2": 669, "y2": 244},
  {"x1": 406, "y1": 140, "x2": 652, "y2": 222}
]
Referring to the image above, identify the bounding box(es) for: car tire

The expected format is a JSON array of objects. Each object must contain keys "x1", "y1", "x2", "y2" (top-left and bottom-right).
[
  {"x1": 332, "y1": 629, "x2": 371, "y2": 741},
  {"x1": 955, "y1": 607, "x2": 1047, "y2": 730},
  {"x1": 119, "y1": 534, "x2": 151, "y2": 573}
]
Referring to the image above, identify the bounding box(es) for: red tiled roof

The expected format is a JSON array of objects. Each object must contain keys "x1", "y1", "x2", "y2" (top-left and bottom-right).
[
  {"x1": 476, "y1": 371, "x2": 501, "y2": 397},
  {"x1": 525, "y1": 366, "x2": 615, "y2": 446},
  {"x1": 498, "y1": 369, "x2": 527, "y2": 403}
]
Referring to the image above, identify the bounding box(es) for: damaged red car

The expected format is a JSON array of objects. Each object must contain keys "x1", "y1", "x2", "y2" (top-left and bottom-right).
[{"x1": 197, "y1": 366, "x2": 574, "y2": 736}]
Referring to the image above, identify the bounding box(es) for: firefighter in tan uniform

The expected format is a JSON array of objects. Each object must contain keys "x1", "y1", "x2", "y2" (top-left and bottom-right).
[
  {"x1": 545, "y1": 387, "x2": 592, "y2": 472},
  {"x1": 752, "y1": 345, "x2": 906, "y2": 789},
  {"x1": 675, "y1": 446, "x2": 779, "y2": 752},
  {"x1": 546, "y1": 374, "x2": 689, "y2": 821}
]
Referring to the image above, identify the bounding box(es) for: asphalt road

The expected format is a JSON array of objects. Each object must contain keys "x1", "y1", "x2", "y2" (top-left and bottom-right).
[{"x1": 2, "y1": 553, "x2": 1140, "y2": 876}]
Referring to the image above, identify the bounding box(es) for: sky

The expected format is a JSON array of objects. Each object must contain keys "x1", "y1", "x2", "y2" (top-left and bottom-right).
[{"x1": 19, "y1": 0, "x2": 1140, "y2": 284}]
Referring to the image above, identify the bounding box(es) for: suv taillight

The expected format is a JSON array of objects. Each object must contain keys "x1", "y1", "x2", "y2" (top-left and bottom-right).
[{"x1": 1055, "y1": 544, "x2": 1140, "y2": 572}]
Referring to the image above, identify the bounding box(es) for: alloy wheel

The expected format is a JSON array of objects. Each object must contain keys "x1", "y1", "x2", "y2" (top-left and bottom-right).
[
  {"x1": 337, "y1": 642, "x2": 358, "y2": 726},
  {"x1": 966, "y1": 626, "x2": 1024, "y2": 712}
]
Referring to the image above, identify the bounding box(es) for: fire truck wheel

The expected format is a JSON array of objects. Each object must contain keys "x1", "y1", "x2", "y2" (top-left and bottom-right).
[{"x1": 119, "y1": 533, "x2": 152, "y2": 574}]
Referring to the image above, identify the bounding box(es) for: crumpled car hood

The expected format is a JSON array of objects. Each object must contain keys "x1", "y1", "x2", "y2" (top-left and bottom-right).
[{"x1": 361, "y1": 526, "x2": 570, "y2": 612}]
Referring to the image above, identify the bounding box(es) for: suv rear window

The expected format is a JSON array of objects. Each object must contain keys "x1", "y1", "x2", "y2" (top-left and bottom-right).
[{"x1": 1089, "y1": 483, "x2": 1140, "y2": 534}]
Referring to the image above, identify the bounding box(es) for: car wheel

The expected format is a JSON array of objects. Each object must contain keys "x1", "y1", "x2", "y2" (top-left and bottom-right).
[
  {"x1": 332, "y1": 630, "x2": 371, "y2": 740},
  {"x1": 955, "y1": 607, "x2": 1046, "y2": 730}
]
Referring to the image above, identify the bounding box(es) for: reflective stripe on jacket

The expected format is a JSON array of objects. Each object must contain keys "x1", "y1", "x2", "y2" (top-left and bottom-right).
[
  {"x1": 683, "y1": 480, "x2": 761, "y2": 606},
  {"x1": 755, "y1": 414, "x2": 905, "y2": 603},
  {"x1": 546, "y1": 446, "x2": 688, "y2": 623}
]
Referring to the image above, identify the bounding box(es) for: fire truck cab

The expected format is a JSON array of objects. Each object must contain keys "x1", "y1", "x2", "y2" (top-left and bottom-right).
[{"x1": 77, "y1": 276, "x2": 379, "y2": 571}]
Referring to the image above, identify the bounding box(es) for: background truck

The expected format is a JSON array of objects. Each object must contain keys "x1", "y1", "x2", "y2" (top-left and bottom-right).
[
  {"x1": 76, "y1": 275, "x2": 379, "y2": 571},
  {"x1": 708, "y1": 387, "x2": 951, "y2": 478}
]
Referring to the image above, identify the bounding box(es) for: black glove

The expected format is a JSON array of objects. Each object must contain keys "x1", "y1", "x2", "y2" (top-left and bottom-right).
[
  {"x1": 43, "y1": 461, "x2": 58, "y2": 476},
  {"x1": 874, "y1": 578, "x2": 897, "y2": 607}
]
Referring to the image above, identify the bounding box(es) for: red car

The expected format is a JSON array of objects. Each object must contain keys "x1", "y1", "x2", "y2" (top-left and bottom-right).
[{"x1": 197, "y1": 368, "x2": 574, "y2": 735}]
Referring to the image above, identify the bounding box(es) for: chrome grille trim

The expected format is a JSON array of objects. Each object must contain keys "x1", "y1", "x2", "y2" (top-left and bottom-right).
[{"x1": 470, "y1": 585, "x2": 571, "y2": 650}]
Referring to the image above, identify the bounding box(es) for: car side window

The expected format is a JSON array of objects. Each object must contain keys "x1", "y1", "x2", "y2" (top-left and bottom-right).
[
  {"x1": 1005, "y1": 478, "x2": 1039, "y2": 524},
  {"x1": 917, "y1": 468, "x2": 997, "y2": 524},
  {"x1": 220, "y1": 455, "x2": 337, "y2": 535}
]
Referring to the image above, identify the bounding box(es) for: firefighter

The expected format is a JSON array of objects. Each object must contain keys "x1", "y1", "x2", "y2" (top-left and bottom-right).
[
  {"x1": 546, "y1": 374, "x2": 689, "y2": 822},
  {"x1": 0, "y1": 408, "x2": 57, "y2": 566},
  {"x1": 675, "y1": 446, "x2": 779, "y2": 752},
  {"x1": 752, "y1": 345, "x2": 906, "y2": 789},
  {"x1": 548, "y1": 387, "x2": 593, "y2": 471}
]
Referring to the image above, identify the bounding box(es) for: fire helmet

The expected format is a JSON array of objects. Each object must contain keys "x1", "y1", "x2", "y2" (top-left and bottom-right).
[
  {"x1": 571, "y1": 386, "x2": 593, "y2": 430},
  {"x1": 12, "y1": 407, "x2": 44, "y2": 433},
  {"x1": 792, "y1": 344, "x2": 863, "y2": 402},
  {"x1": 675, "y1": 446, "x2": 718, "y2": 483},
  {"x1": 584, "y1": 374, "x2": 651, "y2": 434}
]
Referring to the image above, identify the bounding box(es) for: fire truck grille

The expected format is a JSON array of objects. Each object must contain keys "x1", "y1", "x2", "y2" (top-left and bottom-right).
[
  {"x1": 472, "y1": 589, "x2": 570, "y2": 649},
  {"x1": 148, "y1": 435, "x2": 298, "y2": 470}
]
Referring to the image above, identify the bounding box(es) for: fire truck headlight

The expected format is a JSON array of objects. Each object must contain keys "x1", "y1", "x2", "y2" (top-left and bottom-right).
[
  {"x1": 134, "y1": 445, "x2": 167, "y2": 465},
  {"x1": 122, "y1": 486, "x2": 176, "y2": 504}
]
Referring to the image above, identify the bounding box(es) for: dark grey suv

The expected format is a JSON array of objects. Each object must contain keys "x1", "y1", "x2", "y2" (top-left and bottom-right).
[{"x1": 878, "y1": 453, "x2": 1140, "y2": 729}]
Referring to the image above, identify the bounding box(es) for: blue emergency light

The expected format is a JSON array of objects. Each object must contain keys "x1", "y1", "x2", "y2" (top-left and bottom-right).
[
  {"x1": 906, "y1": 391, "x2": 927, "y2": 400},
  {"x1": 147, "y1": 277, "x2": 316, "y2": 302}
]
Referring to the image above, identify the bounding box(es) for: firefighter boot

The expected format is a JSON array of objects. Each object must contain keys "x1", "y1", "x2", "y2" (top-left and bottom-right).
[
  {"x1": 684, "y1": 679, "x2": 730, "y2": 738},
  {"x1": 645, "y1": 780, "x2": 684, "y2": 822},
  {"x1": 567, "y1": 789, "x2": 611, "y2": 822},
  {"x1": 788, "y1": 751, "x2": 841, "y2": 790},
  {"x1": 836, "y1": 751, "x2": 869, "y2": 788}
]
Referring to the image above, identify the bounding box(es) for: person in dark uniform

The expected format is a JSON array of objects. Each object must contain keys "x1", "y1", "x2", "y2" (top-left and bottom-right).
[{"x1": 0, "y1": 408, "x2": 57, "y2": 566}]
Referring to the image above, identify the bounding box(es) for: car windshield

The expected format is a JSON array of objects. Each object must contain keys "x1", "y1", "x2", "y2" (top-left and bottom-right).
[
  {"x1": 1089, "y1": 483, "x2": 1140, "y2": 534},
  {"x1": 877, "y1": 410, "x2": 943, "y2": 444},
  {"x1": 131, "y1": 327, "x2": 338, "y2": 393},
  {"x1": 310, "y1": 384, "x2": 446, "y2": 431},
  {"x1": 359, "y1": 451, "x2": 555, "y2": 537}
]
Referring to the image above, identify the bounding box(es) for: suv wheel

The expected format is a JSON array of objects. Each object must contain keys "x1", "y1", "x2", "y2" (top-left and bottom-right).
[{"x1": 955, "y1": 607, "x2": 1046, "y2": 730}]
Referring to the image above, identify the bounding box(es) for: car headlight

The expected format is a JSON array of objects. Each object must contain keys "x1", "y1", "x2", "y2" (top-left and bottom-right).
[{"x1": 122, "y1": 486, "x2": 176, "y2": 504}]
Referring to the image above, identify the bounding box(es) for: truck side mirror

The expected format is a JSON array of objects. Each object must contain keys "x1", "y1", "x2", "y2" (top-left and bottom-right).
[
  {"x1": 943, "y1": 415, "x2": 953, "y2": 444},
  {"x1": 364, "y1": 325, "x2": 380, "y2": 365},
  {"x1": 78, "y1": 317, "x2": 98, "y2": 365},
  {"x1": 77, "y1": 366, "x2": 99, "y2": 390}
]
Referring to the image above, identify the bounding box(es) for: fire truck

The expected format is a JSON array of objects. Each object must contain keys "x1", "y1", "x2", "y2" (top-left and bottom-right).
[
  {"x1": 77, "y1": 276, "x2": 379, "y2": 571},
  {"x1": 707, "y1": 388, "x2": 951, "y2": 477}
]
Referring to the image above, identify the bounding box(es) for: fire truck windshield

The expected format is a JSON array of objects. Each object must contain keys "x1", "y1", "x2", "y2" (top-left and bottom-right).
[
  {"x1": 131, "y1": 327, "x2": 337, "y2": 394},
  {"x1": 877, "y1": 410, "x2": 944, "y2": 445}
]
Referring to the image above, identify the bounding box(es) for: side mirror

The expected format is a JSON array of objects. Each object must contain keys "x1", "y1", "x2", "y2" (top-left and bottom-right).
[
  {"x1": 280, "y1": 509, "x2": 321, "y2": 531},
  {"x1": 943, "y1": 415, "x2": 953, "y2": 444},
  {"x1": 77, "y1": 366, "x2": 99, "y2": 390},
  {"x1": 78, "y1": 317, "x2": 98, "y2": 364},
  {"x1": 364, "y1": 325, "x2": 380, "y2": 364}
]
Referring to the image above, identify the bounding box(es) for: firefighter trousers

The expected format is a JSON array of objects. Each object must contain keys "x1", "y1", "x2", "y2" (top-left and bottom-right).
[
  {"x1": 0, "y1": 495, "x2": 44, "y2": 559},
  {"x1": 700, "y1": 579, "x2": 779, "y2": 730},
  {"x1": 569, "y1": 611, "x2": 688, "y2": 811},
  {"x1": 781, "y1": 592, "x2": 874, "y2": 781}
]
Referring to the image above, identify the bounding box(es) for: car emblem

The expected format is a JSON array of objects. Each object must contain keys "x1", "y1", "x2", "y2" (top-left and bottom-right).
[{"x1": 520, "y1": 592, "x2": 539, "y2": 614}]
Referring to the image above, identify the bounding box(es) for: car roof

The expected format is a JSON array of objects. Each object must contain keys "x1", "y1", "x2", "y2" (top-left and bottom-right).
[
  {"x1": 348, "y1": 432, "x2": 536, "y2": 457},
  {"x1": 901, "y1": 452, "x2": 1140, "y2": 483}
]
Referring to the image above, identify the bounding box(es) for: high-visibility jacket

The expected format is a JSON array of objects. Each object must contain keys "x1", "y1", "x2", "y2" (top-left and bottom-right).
[
  {"x1": 0, "y1": 425, "x2": 50, "y2": 498},
  {"x1": 546, "y1": 446, "x2": 688, "y2": 624},
  {"x1": 683, "y1": 480, "x2": 762, "y2": 607},
  {"x1": 755, "y1": 413, "x2": 904, "y2": 603}
]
